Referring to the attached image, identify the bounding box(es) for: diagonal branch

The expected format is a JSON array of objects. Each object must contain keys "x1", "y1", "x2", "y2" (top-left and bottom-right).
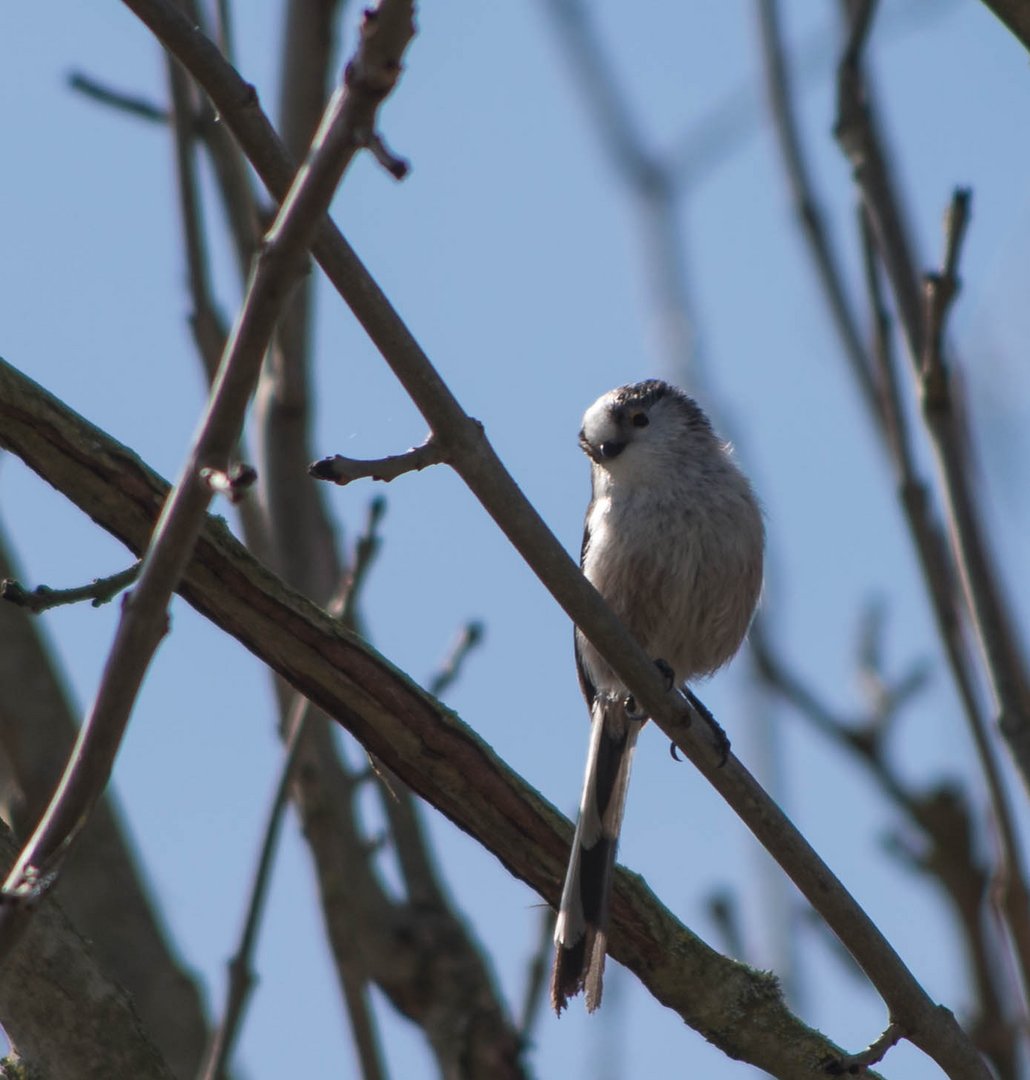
[
  {"x1": 975, "y1": 0, "x2": 1030, "y2": 55},
  {"x1": 166, "y1": 50, "x2": 230, "y2": 384},
  {"x1": 310, "y1": 436, "x2": 446, "y2": 485},
  {"x1": 755, "y1": 0, "x2": 879, "y2": 421},
  {"x1": 0, "y1": 0, "x2": 417, "y2": 956},
  {"x1": 107, "y1": 4, "x2": 991, "y2": 1073},
  {"x1": 752, "y1": 617, "x2": 1021, "y2": 1076},
  {"x1": 199, "y1": 499, "x2": 388, "y2": 1080},
  {"x1": 1, "y1": 562, "x2": 140, "y2": 614},
  {"x1": 1, "y1": 354, "x2": 873, "y2": 1079},
  {"x1": 0, "y1": 534, "x2": 211, "y2": 1078},
  {"x1": 68, "y1": 71, "x2": 169, "y2": 123},
  {"x1": 758, "y1": 0, "x2": 1030, "y2": 1028},
  {"x1": 0, "y1": 821, "x2": 179, "y2": 1080},
  {"x1": 918, "y1": 191, "x2": 1030, "y2": 785},
  {"x1": 833, "y1": 2, "x2": 1030, "y2": 790}
]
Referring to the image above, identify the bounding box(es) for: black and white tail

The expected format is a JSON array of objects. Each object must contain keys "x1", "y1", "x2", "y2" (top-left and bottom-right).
[{"x1": 551, "y1": 695, "x2": 640, "y2": 1013}]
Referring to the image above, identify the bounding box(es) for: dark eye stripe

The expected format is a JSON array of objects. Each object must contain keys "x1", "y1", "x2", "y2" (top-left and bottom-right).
[{"x1": 631, "y1": 413, "x2": 649, "y2": 428}]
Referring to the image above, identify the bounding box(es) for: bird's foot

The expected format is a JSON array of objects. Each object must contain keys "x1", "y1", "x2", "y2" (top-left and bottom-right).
[
  {"x1": 624, "y1": 659, "x2": 677, "y2": 721},
  {"x1": 654, "y1": 658, "x2": 675, "y2": 690},
  {"x1": 687, "y1": 689, "x2": 731, "y2": 766},
  {"x1": 669, "y1": 690, "x2": 731, "y2": 767},
  {"x1": 623, "y1": 693, "x2": 643, "y2": 720}
]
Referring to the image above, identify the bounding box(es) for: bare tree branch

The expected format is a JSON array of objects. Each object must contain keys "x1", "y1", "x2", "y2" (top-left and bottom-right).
[
  {"x1": 212, "y1": 0, "x2": 235, "y2": 62},
  {"x1": 752, "y1": 619, "x2": 1021, "y2": 1077},
  {"x1": 828, "y1": 1021, "x2": 904, "y2": 1076},
  {"x1": 540, "y1": 0, "x2": 699, "y2": 384},
  {"x1": 167, "y1": 3, "x2": 396, "y2": 1070},
  {"x1": 755, "y1": 0, "x2": 879, "y2": 421},
  {"x1": 0, "y1": 533, "x2": 211, "y2": 1078},
  {"x1": 1, "y1": 562, "x2": 140, "y2": 613},
  {"x1": 309, "y1": 437, "x2": 447, "y2": 486},
  {"x1": 255, "y1": 4, "x2": 507, "y2": 1069},
  {"x1": 199, "y1": 501, "x2": 388, "y2": 1080},
  {"x1": 917, "y1": 189, "x2": 1030, "y2": 789},
  {"x1": 0, "y1": 821, "x2": 178, "y2": 1080},
  {"x1": 758, "y1": 0, "x2": 1030, "y2": 1025},
  {"x1": 67, "y1": 71, "x2": 169, "y2": 123},
  {"x1": 256, "y1": 0, "x2": 348, "y2": 603},
  {"x1": 166, "y1": 52, "x2": 230, "y2": 385},
  {"x1": 0, "y1": 355, "x2": 872, "y2": 1079},
  {"x1": 0, "y1": 352, "x2": 989, "y2": 1079},
  {"x1": 426, "y1": 621, "x2": 485, "y2": 699},
  {"x1": 0, "y1": 0, "x2": 417, "y2": 956},
  {"x1": 517, "y1": 906, "x2": 556, "y2": 1045},
  {"x1": 975, "y1": 0, "x2": 1030, "y2": 55},
  {"x1": 25, "y1": 3, "x2": 995, "y2": 1070},
  {"x1": 834, "y1": 0, "x2": 1030, "y2": 792}
]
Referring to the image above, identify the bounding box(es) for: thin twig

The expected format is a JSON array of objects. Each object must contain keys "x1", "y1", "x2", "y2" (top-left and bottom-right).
[
  {"x1": 194, "y1": 105, "x2": 263, "y2": 282},
  {"x1": 199, "y1": 500, "x2": 387, "y2": 1080},
  {"x1": 835, "y1": 0, "x2": 924, "y2": 361},
  {"x1": 67, "y1": 71, "x2": 169, "y2": 123},
  {"x1": 706, "y1": 889, "x2": 749, "y2": 963},
  {"x1": 166, "y1": 51, "x2": 229, "y2": 383},
  {"x1": 857, "y1": 209, "x2": 912, "y2": 469},
  {"x1": 309, "y1": 436, "x2": 447, "y2": 486},
  {"x1": 0, "y1": 0, "x2": 417, "y2": 957},
  {"x1": 213, "y1": 0, "x2": 235, "y2": 63},
  {"x1": 94, "y1": 6, "x2": 995, "y2": 1073},
  {"x1": 921, "y1": 190, "x2": 972, "y2": 405},
  {"x1": 918, "y1": 190, "x2": 1030, "y2": 778},
  {"x1": 864, "y1": 206, "x2": 1030, "y2": 1015},
  {"x1": 339, "y1": 496, "x2": 388, "y2": 629},
  {"x1": 426, "y1": 621, "x2": 485, "y2": 698},
  {"x1": 259, "y1": 0, "x2": 345, "y2": 602},
  {"x1": 0, "y1": 563, "x2": 141, "y2": 614},
  {"x1": 543, "y1": 0, "x2": 653, "y2": 187},
  {"x1": 756, "y1": 0, "x2": 879, "y2": 422},
  {"x1": 185, "y1": 0, "x2": 261, "y2": 286},
  {"x1": 198, "y1": 690, "x2": 310, "y2": 1080},
  {"x1": 372, "y1": 620, "x2": 487, "y2": 910},
  {"x1": 0, "y1": 355, "x2": 974, "y2": 1077},
  {"x1": 541, "y1": 0, "x2": 699, "y2": 383},
  {"x1": 518, "y1": 905, "x2": 557, "y2": 1044},
  {"x1": 753, "y1": 620, "x2": 1021, "y2": 1075},
  {"x1": 827, "y1": 1021, "x2": 905, "y2": 1076},
  {"x1": 371, "y1": 617, "x2": 487, "y2": 905},
  {"x1": 763, "y1": 0, "x2": 1030, "y2": 1034},
  {"x1": 361, "y1": 129, "x2": 409, "y2": 179}
]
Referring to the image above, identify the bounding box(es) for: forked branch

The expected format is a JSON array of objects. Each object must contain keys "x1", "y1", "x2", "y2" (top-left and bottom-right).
[
  {"x1": 102, "y1": 3, "x2": 994, "y2": 1073},
  {"x1": 0, "y1": 0, "x2": 418, "y2": 959}
]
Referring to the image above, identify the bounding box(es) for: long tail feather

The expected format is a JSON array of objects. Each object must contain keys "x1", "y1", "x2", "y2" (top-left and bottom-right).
[{"x1": 552, "y1": 696, "x2": 639, "y2": 1013}]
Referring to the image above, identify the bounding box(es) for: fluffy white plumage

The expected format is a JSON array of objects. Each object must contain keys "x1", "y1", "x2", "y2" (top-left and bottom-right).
[{"x1": 552, "y1": 379, "x2": 764, "y2": 1014}]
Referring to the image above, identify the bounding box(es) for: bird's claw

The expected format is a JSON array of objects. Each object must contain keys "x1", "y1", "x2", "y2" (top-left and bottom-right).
[
  {"x1": 654, "y1": 658, "x2": 675, "y2": 691},
  {"x1": 685, "y1": 689, "x2": 731, "y2": 767}
]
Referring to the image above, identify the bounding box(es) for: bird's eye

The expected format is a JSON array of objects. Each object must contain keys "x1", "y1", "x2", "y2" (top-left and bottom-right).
[{"x1": 631, "y1": 412, "x2": 649, "y2": 428}]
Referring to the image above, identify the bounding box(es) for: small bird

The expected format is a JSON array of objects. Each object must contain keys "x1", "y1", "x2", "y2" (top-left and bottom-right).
[{"x1": 551, "y1": 379, "x2": 764, "y2": 1014}]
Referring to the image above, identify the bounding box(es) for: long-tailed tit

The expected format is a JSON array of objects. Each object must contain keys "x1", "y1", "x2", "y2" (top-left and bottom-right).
[{"x1": 551, "y1": 379, "x2": 764, "y2": 1014}]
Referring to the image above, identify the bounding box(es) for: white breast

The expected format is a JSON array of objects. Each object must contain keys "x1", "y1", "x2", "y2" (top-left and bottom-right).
[{"x1": 577, "y1": 466, "x2": 762, "y2": 698}]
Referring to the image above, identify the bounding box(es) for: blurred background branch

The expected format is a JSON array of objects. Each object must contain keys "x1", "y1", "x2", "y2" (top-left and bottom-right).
[{"x1": 1, "y1": 1, "x2": 1028, "y2": 1077}]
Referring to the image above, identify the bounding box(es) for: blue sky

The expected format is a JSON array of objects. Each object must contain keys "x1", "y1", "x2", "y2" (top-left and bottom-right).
[{"x1": 2, "y1": 2, "x2": 1029, "y2": 1077}]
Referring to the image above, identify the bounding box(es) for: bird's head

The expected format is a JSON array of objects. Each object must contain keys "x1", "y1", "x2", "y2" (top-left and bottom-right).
[{"x1": 579, "y1": 379, "x2": 713, "y2": 480}]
